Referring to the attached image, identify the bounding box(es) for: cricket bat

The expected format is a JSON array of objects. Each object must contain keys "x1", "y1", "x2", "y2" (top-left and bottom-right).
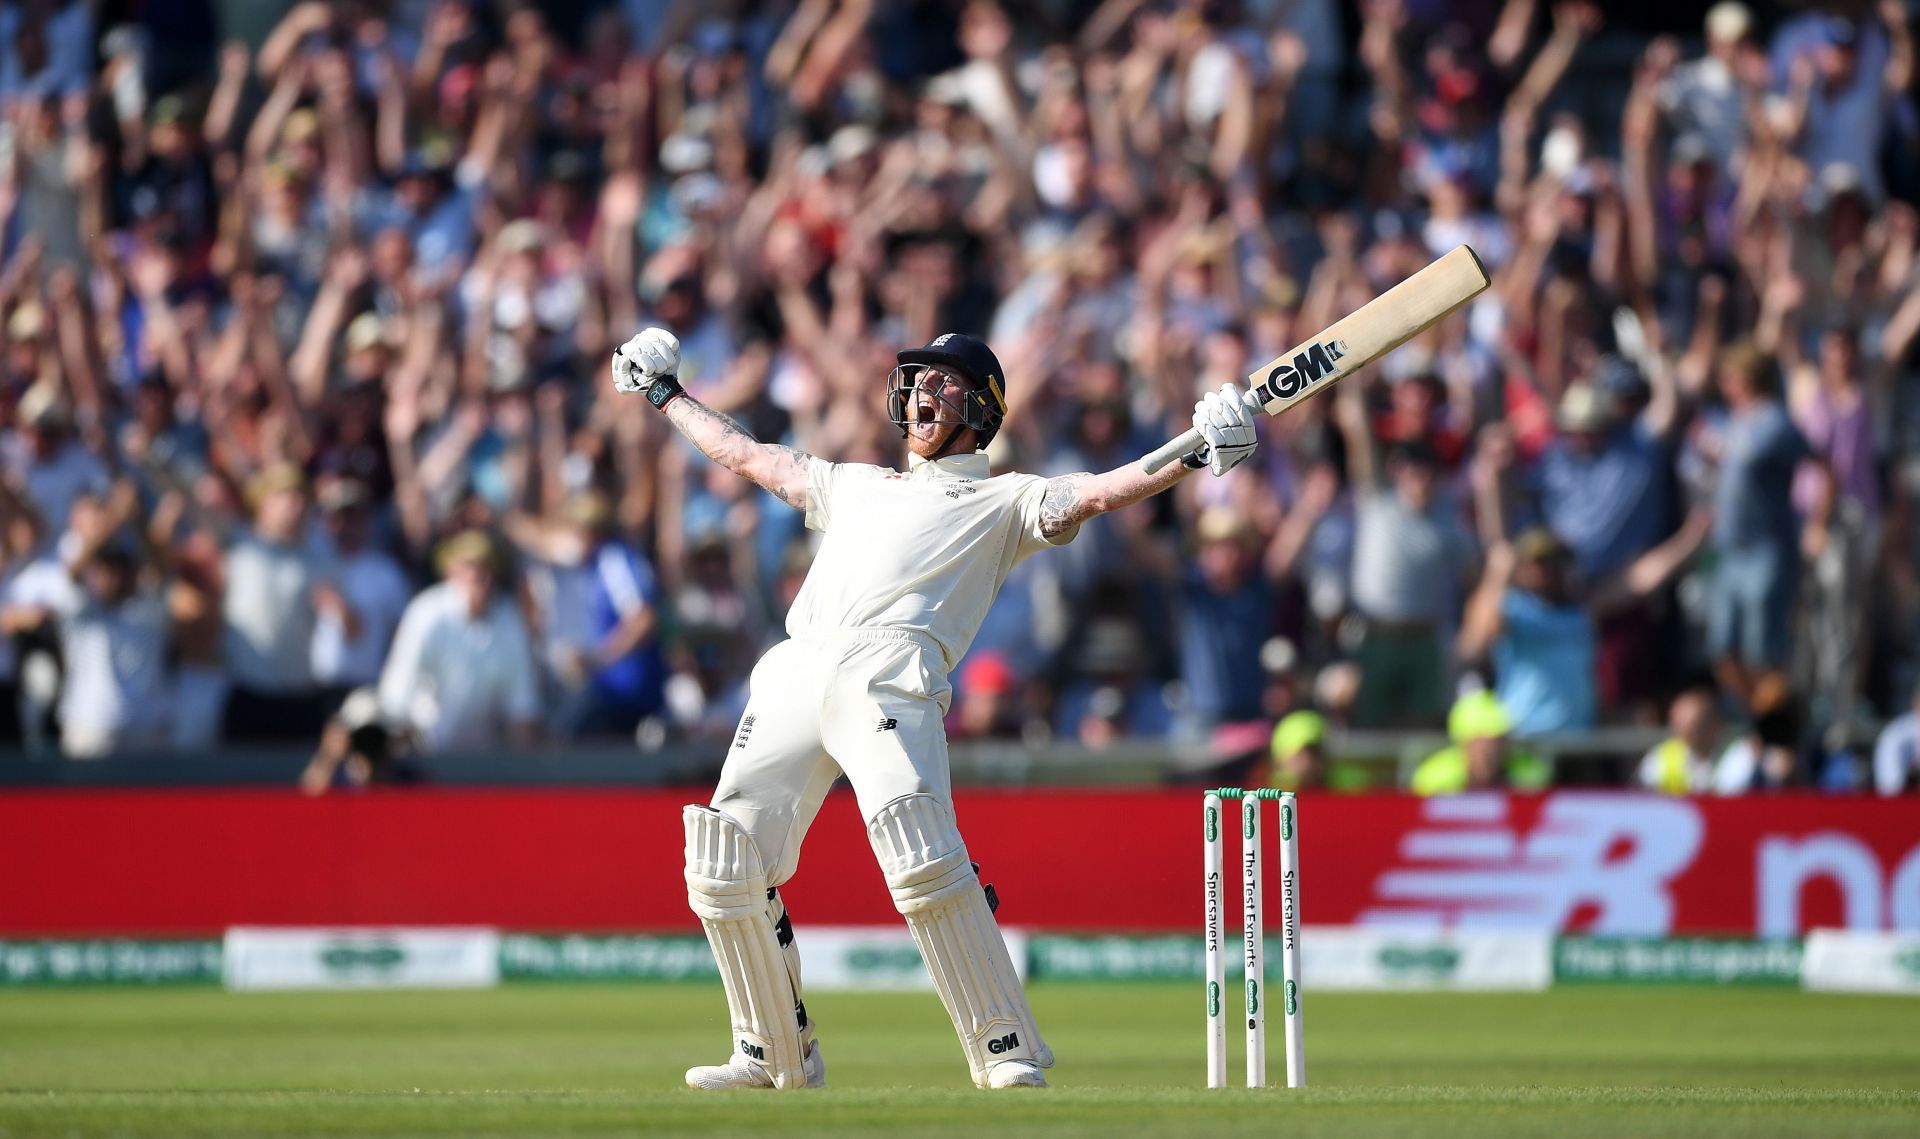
[{"x1": 1141, "y1": 245, "x2": 1491, "y2": 474}]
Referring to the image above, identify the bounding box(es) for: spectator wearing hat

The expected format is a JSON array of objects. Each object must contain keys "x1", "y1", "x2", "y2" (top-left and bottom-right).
[
  {"x1": 379, "y1": 531, "x2": 540, "y2": 753},
  {"x1": 1264, "y1": 709, "x2": 1369, "y2": 793},
  {"x1": 1461, "y1": 488, "x2": 1711, "y2": 736},
  {"x1": 1657, "y1": 3, "x2": 1759, "y2": 177},
  {"x1": 1174, "y1": 506, "x2": 1273, "y2": 734},
  {"x1": 1769, "y1": 4, "x2": 1912, "y2": 204},
  {"x1": 221, "y1": 463, "x2": 336, "y2": 740},
  {"x1": 1411, "y1": 691, "x2": 1550, "y2": 796},
  {"x1": 5, "y1": 383, "x2": 108, "y2": 541},
  {"x1": 309, "y1": 479, "x2": 412, "y2": 701},
  {"x1": 1336, "y1": 374, "x2": 1477, "y2": 728},
  {"x1": 949, "y1": 650, "x2": 1021, "y2": 741},
  {"x1": 508, "y1": 492, "x2": 665, "y2": 739}
]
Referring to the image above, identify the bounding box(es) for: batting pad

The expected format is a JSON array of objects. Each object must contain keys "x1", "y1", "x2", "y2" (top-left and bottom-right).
[
  {"x1": 867, "y1": 794, "x2": 1053, "y2": 1086},
  {"x1": 683, "y1": 805, "x2": 808, "y2": 1089}
]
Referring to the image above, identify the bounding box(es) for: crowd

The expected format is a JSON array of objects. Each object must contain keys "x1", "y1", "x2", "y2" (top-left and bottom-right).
[{"x1": 2, "y1": 0, "x2": 1919, "y2": 794}]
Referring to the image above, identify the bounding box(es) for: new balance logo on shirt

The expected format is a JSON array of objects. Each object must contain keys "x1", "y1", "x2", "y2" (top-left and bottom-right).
[{"x1": 876, "y1": 718, "x2": 898, "y2": 732}]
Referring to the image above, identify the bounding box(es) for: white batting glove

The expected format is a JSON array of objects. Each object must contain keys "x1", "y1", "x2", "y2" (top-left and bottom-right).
[
  {"x1": 611, "y1": 327, "x2": 681, "y2": 395},
  {"x1": 1190, "y1": 384, "x2": 1258, "y2": 476}
]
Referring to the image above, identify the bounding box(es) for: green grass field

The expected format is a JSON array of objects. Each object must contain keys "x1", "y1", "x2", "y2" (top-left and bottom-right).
[{"x1": 2, "y1": 983, "x2": 1916, "y2": 1138}]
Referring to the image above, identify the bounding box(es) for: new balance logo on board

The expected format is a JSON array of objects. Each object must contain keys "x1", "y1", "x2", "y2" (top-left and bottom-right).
[{"x1": 876, "y1": 718, "x2": 899, "y2": 732}]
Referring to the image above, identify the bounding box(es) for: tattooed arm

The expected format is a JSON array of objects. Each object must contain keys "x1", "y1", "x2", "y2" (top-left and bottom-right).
[
  {"x1": 663, "y1": 396, "x2": 814, "y2": 511},
  {"x1": 1037, "y1": 460, "x2": 1194, "y2": 538}
]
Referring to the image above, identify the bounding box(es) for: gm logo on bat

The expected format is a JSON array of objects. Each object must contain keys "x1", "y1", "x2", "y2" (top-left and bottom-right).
[{"x1": 1258, "y1": 339, "x2": 1349, "y2": 403}]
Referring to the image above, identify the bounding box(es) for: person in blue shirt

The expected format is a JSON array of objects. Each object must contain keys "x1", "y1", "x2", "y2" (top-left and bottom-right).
[
  {"x1": 1701, "y1": 342, "x2": 1832, "y2": 704},
  {"x1": 572, "y1": 493, "x2": 667, "y2": 736},
  {"x1": 1459, "y1": 517, "x2": 1711, "y2": 733}
]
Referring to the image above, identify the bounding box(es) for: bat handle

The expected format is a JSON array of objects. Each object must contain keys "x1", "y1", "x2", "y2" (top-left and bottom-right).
[
  {"x1": 1139, "y1": 388, "x2": 1264, "y2": 475},
  {"x1": 1141, "y1": 428, "x2": 1203, "y2": 475}
]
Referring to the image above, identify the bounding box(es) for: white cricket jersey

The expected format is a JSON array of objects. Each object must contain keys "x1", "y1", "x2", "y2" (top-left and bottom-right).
[{"x1": 787, "y1": 451, "x2": 1077, "y2": 671}]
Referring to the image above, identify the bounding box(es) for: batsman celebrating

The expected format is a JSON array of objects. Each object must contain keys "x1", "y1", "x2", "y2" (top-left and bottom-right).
[{"x1": 613, "y1": 327, "x2": 1257, "y2": 1090}]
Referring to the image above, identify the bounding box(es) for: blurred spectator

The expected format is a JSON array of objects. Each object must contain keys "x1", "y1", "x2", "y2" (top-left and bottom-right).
[
  {"x1": 1411, "y1": 690, "x2": 1550, "y2": 796},
  {"x1": 1700, "y1": 343, "x2": 1830, "y2": 705},
  {"x1": 378, "y1": 531, "x2": 540, "y2": 753},
  {"x1": 299, "y1": 686, "x2": 421, "y2": 794},
  {"x1": 1337, "y1": 382, "x2": 1477, "y2": 725},
  {"x1": 950, "y1": 650, "x2": 1020, "y2": 742},
  {"x1": 222, "y1": 464, "x2": 333, "y2": 740},
  {"x1": 510, "y1": 491, "x2": 665, "y2": 739},
  {"x1": 1265, "y1": 709, "x2": 1374, "y2": 793},
  {"x1": 1460, "y1": 511, "x2": 1710, "y2": 735},
  {"x1": 1872, "y1": 680, "x2": 1920, "y2": 795},
  {"x1": 309, "y1": 479, "x2": 411, "y2": 699},
  {"x1": 0, "y1": 481, "x2": 166, "y2": 756},
  {"x1": 1169, "y1": 506, "x2": 1270, "y2": 729},
  {"x1": 1637, "y1": 687, "x2": 1725, "y2": 795},
  {"x1": 1712, "y1": 672, "x2": 1805, "y2": 793}
]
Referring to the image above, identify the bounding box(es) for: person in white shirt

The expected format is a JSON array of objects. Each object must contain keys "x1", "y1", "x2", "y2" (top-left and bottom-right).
[
  {"x1": 377, "y1": 530, "x2": 540, "y2": 753},
  {"x1": 1872, "y1": 681, "x2": 1920, "y2": 795},
  {"x1": 612, "y1": 326, "x2": 1258, "y2": 1091},
  {"x1": 0, "y1": 483, "x2": 168, "y2": 757},
  {"x1": 310, "y1": 480, "x2": 413, "y2": 695}
]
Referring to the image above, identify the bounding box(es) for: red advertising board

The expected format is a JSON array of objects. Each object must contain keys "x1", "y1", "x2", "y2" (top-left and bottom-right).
[{"x1": 4, "y1": 790, "x2": 1916, "y2": 935}]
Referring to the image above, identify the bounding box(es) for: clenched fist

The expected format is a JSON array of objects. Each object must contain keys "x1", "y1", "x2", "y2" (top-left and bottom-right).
[{"x1": 612, "y1": 327, "x2": 682, "y2": 397}]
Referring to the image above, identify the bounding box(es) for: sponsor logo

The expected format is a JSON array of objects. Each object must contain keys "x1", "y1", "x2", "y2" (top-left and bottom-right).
[
  {"x1": 1256, "y1": 340, "x2": 1348, "y2": 404},
  {"x1": 1246, "y1": 978, "x2": 1259, "y2": 1017},
  {"x1": 1357, "y1": 795, "x2": 1704, "y2": 933},
  {"x1": 319, "y1": 941, "x2": 406, "y2": 973},
  {"x1": 1378, "y1": 945, "x2": 1462, "y2": 975},
  {"x1": 733, "y1": 715, "x2": 756, "y2": 750},
  {"x1": 739, "y1": 1039, "x2": 766, "y2": 1061},
  {"x1": 1897, "y1": 949, "x2": 1920, "y2": 979},
  {"x1": 1244, "y1": 805, "x2": 1256, "y2": 841},
  {"x1": 986, "y1": 1031, "x2": 1020, "y2": 1055},
  {"x1": 845, "y1": 945, "x2": 925, "y2": 974},
  {"x1": 1205, "y1": 871, "x2": 1220, "y2": 952},
  {"x1": 1284, "y1": 979, "x2": 1298, "y2": 1015},
  {"x1": 943, "y1": 483, "x2": 977, "y2": 499},
  {"x1": 1205, "y1": 806, "x2": 1218, "y2": 842},
  {"x1": 1207, "y1": 980, "x2": 1220, "y2": 1016},
  {"x1": 876, "y1": 718, "x2": 898, "y2": 732},
  {"x1": 1282, "y1": 869, "x2": 1298, "y2": 951},
  {"x1": 1281, "y1": 801, "x2": 1294, "y2": 842}
]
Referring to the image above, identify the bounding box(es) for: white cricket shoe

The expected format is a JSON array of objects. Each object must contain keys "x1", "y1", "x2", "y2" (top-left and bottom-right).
[
  {"x1": 985, "y1": 1059, "x2": 1048, "y2": 1089},
  {"x1": 684, "y1": 1038, "x2": 826, "y2": 1091}
]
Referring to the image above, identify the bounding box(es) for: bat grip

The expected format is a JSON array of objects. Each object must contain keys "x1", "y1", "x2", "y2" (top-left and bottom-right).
[
  {"x1": 1141, "y1": 428, "x2": 1203, "y2": 475},
  {"x1": 1139, "y1": 388, "x2": 1263, "y2": 475}
]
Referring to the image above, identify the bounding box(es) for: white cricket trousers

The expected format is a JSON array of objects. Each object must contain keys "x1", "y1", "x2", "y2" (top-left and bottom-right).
[{"x1": 710, "y1": 629, "x2": 954, "y2": 883}]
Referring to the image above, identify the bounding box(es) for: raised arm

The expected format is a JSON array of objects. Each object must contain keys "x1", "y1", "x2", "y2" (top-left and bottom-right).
[
  {"x1": 1035, "y1": 461, "x2": 1194, "y2": 539},
  {"x1": 1038, "y1": 382, "x2": 1258, "y2": 537},
  {"x1": 611, "y1": 328, "x2": 814, "y2": 511}
]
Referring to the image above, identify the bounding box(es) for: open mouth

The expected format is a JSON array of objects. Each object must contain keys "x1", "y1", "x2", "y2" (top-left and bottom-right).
[{"x1": 915, "y1": 402, "x2": 936, "y2": 425}]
